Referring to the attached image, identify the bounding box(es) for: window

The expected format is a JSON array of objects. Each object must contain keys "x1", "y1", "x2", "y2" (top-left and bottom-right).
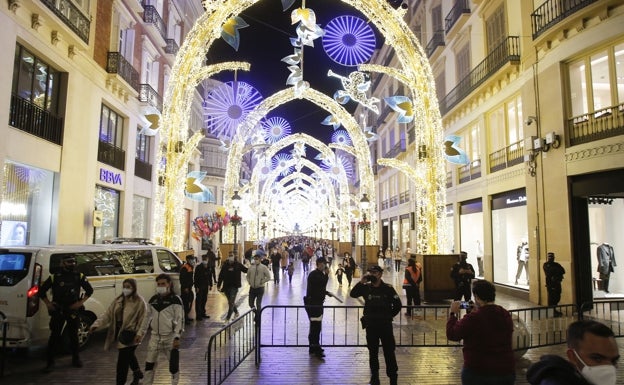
[
  {"x1": 94, "y1": 186, "x2": 120, "y2": 244},
  {"x1": 119, "y1": 28, "x2": 135, "y2": 61},
  {"x1": 136, "y1": 128, "x2": 151, "y2": 162},
  {"x1": 435, "y1": 71, "x2": 446, "y2": 102},
  {"x1": 487, "y1": 95, "x2": 523, "y2": 150},
  {"x1": 0, "y1": 252, "x2": 31, "y2": 287},
  {"x1": 456, "y1": 44, "x2": 471, "y2": 81},
  {"x1": 11, "y1": 44, "x2": 61, "y2": 113},
  {"x1": 431, "y1": 5, "x2": 442, "y2": 33},
  {"x1": 99, "y1": 105, "x2": 124, "y2": 148},
  {"x1": 156, "y1": 249, "x2": 181, "y2": 272},
  {"x1": 132, "y1": 195, "x2": 149, "y2": 238},
  {"x1": 485, "y1": 4, "x2": 506, "y2": 52}
]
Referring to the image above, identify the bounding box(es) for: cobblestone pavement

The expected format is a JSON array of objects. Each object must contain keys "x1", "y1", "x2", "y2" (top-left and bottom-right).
[{"x1": 2, "y1": 258, "x2": 623, "y2": 384}]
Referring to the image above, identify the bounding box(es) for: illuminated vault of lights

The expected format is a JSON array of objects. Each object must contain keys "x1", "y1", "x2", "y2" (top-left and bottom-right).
[{"x1": 322, "y1": 15, "x2": 376, "y2": 66}]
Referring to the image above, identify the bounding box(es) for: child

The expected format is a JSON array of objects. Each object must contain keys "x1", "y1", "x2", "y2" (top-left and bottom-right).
[
  {"x1": 335, "y1": 264, "x2": 345, "y2": 286},
  {"x1": 287, "y1": 262, "x2": 295, "y2": 284}
]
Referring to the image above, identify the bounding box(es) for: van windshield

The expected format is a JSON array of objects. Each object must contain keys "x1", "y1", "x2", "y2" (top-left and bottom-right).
[{"x1": 0, "y1": 252, "x2": 31, "y2": 286}]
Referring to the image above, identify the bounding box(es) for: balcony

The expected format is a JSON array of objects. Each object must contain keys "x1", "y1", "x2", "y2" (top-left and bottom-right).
[
  {"x1": 202, "y1": 166, "x2": 227, "y2": 178},
  {"x1": 107, "y1": 52, "x2": 140, "y2": 92},
  {"x1": 567, "y1": 103, "x2": 624, "y2": 146},
  {"x1": 142, "y1": 4, "x2": 167, "y2": 42},
  {"x1": 439, "y1": 36, "x2": 520, "y2": 115},
  {"x1": 9, "y1": 94, "x2": 64, "y2": 145},
  {"x1": 381, "y1": 199, "x2": 389, "y2": 211},
  {"x1": 488, "y1": 140, "x2": 524, "y2": 173},
  {"x1": 138, "y1": 84, "x2": 163, "y2": 112},
  {"x1": 425, "y1": 30, "x2": 445, "y2": 58},
  {"x1": 40, "y1": 0, "x2": 90, "y2": 43},
  {"x1": 446, "y1": 171, "x2": 453, "y2": 188},
  {"x1": 458, "y1": 159, "x2": 482, "y2": 184},
  {"x1": 164, "y1": 39, "x2": 179, "y2": 55},
  {"x1": 384, "y1": 139, "x2": 406, "y2": 158},
  {"x1": 531, "y1": 0, "x2": 598, "y2": 40},
  {"x1": 390, "y1": 196, "x2": 399, "y2": 207},
  {"x1": 399, "y1": 191, "x2": 409, "y2": 204},
  {"x1": 445, "y1": 0, "x2": 471, "y2": 35},
  {"x1": 98, "y1": 141, "x2": 126, "y2": 170},
  {"x1": 134, "y1": 158, "x2": 152, "y2": 181}
]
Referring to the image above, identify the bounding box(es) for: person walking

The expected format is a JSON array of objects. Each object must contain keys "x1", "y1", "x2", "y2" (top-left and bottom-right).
[
  {"x1": 138, "y1": 274, "x2": 185, "y2": 385},
  {"x1": 450, "y1": 251, "x2": 476, "y2": 301},
  {"x1": 543, "y1": 252, "x2": 566, "y2": 317},
  {"x1": 350, "y1": 265, "x2": 402, "y2": 385},
  {"x1": 217, "y1": 252, "x2": 248, "y2": 322},
  {"x1": 304, "y1": 258, "x2": 330, "y2": 359},
  {"x1": 194, "y1": 253, "x2": 213, "y2": 320},
  {"x1": 90, "y1": 278, "x2": 147, "y2": 385},
  {"x1": 246, "y1": 252, "x2": 272, "y2": 313},
  {"x1": 335, "y1": 264, "x2": 345, "y2": 286},
  {"x1": 343, "y1": 252, "x2": 356, "y2": 287},
  {"x1": 446, "y1": 279, "x2": 515, "y2": 385},
  {"x1": 179, "y1": 255, "x2": 195, "y2": 324},
  {"x1": 393, "y1": 246, "x2": 402, "y2": 272},
  {"x1": 270, "y1": 248, "x2": 281, "y2": 284},
  {"x1": 403, "y1": 258, "x2": 422, "y2": 317},
  {"x1": 39, "y1": 255, "x2": 94, "y2": 372},
  {"x1": 207, "y1": 247, "x2": 218, "y2": 286},
  {"x1": 287, "y1": 261, "x2": 295, "y2": 284}
]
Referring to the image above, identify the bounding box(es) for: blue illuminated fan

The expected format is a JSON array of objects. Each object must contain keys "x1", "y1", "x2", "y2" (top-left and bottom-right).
[{"x1": 322, "y1": 15, "x2": 376, "y2": 66}]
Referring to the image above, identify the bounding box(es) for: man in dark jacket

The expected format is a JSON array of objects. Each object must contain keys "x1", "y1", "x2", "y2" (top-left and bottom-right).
[
  {"x1": 543, "y1": 252, "x2": 565, "y2": 316},
  {"x1": 526, "y1": 320, "x2": 619, "y2": 385},
  {"x1": 217, "y1": 252, "x2": 248, "y2": 322},
  {"x1": 179, "y1": 255, "x2": 195, "y2": 324},
  {"x1": 450, "y1": 251, "x2": 475, "y2": 301},
  {"x1": 350, "y1": 265, "x2": 402, "y2": 385},
  {"x1": 304, "y1": 258, "x2": 329, "y2": 359},
  {"x1": 194, "y1": 253, "x2": 213, "y2": 320}
]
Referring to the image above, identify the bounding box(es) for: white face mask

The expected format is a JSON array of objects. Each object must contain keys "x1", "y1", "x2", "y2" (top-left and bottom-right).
[
  {"x1": 122, "y1": 288, "x2": 133, "y2": 297},
  {"x1": 573, "y1": 350, "x2": 617, "y2": 385},
  {"x1": 156, "y1": 286, "x2": 169, "y2": 295},
  {"x1": 202, "y1": 261, "x2": 208, "y2": 265}
]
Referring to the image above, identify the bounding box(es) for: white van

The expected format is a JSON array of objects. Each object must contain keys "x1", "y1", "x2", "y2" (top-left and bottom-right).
[{"x1": 0, "y1": 244, "x2": 182, "y2": 350}]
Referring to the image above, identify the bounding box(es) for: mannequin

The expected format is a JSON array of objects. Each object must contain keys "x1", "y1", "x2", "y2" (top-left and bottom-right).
[
  {"x1": 515, "y1": 240, "x2": 529, "y2": 285},
  {"x1": 476, "y1": 240, "x2": 484, "y2": 277},
  {"x1": 597, "y1": 243, "x2": 616, "y2": 293}
]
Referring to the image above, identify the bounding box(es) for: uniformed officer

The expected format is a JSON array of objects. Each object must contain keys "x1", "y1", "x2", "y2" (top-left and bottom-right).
[
  {"x1": 350, "y1": 265, "x2": 402, "y2": 385},
  {"x1": 39, "y1": 254, "x2": 94, "y2": 373}
]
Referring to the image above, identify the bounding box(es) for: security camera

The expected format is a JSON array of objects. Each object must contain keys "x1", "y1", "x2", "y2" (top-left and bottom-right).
[{"x1": 525, "y1": 116, "x2": 538, "y2": 126}]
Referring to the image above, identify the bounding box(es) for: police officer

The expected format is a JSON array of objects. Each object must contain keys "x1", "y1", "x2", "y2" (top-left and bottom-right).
[
  {"x1": 39, "y1": 255, "x2": 94, "y2": 373},
  {"x1": 350, "y1": 265, "x2": 402, "y2": 385},
  {"x1": 543, "y1": 252, "x2": 565, "y2": 316},
  {"x1": 450, "y1": 251, "x2": 476, "y2": 301},
  {"x1": 179, "y1": 255, "x2": 195, "y2": 324}
]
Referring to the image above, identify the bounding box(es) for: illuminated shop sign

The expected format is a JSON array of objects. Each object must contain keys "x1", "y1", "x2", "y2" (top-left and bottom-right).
[
  {"x1": 99, "y1": 168, "x2": 122, "y2": 186},
  {"x1": 492, "y1": 188, "x2": 527, "y2": 210}
]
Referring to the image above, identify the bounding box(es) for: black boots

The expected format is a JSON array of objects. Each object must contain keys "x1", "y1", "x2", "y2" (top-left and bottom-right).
[{"x1": 130, "y1": 369, "x2": 144, "y2": 385}]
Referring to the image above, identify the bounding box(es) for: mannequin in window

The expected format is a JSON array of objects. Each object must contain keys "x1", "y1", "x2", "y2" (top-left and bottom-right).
[
  {"x1": 476, "y1": 240, "x2": 484, "y2": 277},
  {"x1": 597, "y1": 243, "x2": 616, "y2": 293},
  {"x1": 515, "y1": 240, "x2": 529, "y2": 285}
]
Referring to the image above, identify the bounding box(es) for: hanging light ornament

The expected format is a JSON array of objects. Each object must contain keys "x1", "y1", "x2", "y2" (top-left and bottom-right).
[
  {"x1": 262, "y1": 116, "x2": 292, "y2": 143},
  {"x1": 322, "y1": 15, "x2": 376, "y2": 66},
  {"x1": 331, "y1": 129, "x2": 353, "y2": 146}
]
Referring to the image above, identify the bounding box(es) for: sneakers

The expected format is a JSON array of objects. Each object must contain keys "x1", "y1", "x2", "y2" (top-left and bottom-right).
[{"x1": 233, "y1": 310, "x2": 240, "y2": 318}]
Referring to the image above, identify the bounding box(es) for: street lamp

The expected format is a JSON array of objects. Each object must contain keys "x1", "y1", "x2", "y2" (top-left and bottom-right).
[
  {"x1": 231, "y1": 190, "x2": 242, "y2": 258},
  {"x1": 314, "y1": 226, "x2": 318, "y2": 241},
  {"x1": 260, "y1": 211, "x2": 267, "y2": 238},
  {"x1": 359, "y1": 193, "x2": 370, "y2": 271},
  {"x1": 330, "y1": 212, "x2": 336, "y2": 260},
  {"x1": 272, "y1": 219, "x2": 276, "y2": 239}
]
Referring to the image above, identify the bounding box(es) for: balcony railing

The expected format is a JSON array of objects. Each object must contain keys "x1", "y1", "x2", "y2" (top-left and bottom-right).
[
  {"x1": 381, "y1": 199, "x2": 389, "y2": 211},
  {"x1": 107, "y1": 52, "x2": 140, "y2": 92},
  {"x1": 9, "y1": 94, "x2": 64, "y2": 145},
  {"x1": 384, "y1": 139, "x2": 406, "y2": 158},
  {"x1": 445, "y1": 0, "x2": 471, "y2": 34},
  {"x1": 390, "y1": 196, "x2": 399, "y2": 207},
  {"x1": 458, "y1": 159, "x2": 482, "y2": 184},
  {"x1": 202, "y1": 166, "x2": 227, "y2": 178},
  {"x1": 40, "y1": 0, "x2": 90, "y2": 43},
  {"x1": 567, "y1": 103, "x2": 624, "y2": 146},
  {"x1": 439, "y1": 36, "x2": 520, "y2": 115},
  {"x1": 165, "y1": 39, "x2": 180, "y2": 55},
  {"x1": 446, "y1": 171, "x2": 453, "y2": 188},
  {"x1": 489, "y1": 140, "x2": 524, "y2": 173},
  {"x1": 98, "y1": 141, "x2": 126, "y2": 170},
  {"x1": 142, "y1": 4, "x2": 167, "y2": 41},
  {"x1": 531, "y1": 0, "x2": 598, "y2": 40},
  {"x1": 134, "y1": 158, "x2": 152, "y2": 181},
  {"x1": 399, "y1": 191, "x2": 409, "y2": 204},
  {"x1": 425, "y1": 30, "x2": 445, "y2": 58},
  {"x1": 139, "y1": 84, "x2": 163, "y2": 112}
]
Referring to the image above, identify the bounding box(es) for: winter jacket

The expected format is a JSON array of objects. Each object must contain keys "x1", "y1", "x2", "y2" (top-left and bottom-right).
[
  {"x1": 92, "y1": 294, "x2": 147, "y2": 350},
  {"x1": 139, "y1": 292, "x2": 184, "y2": 339},
  {"x1": 526, "y1": 355, "x2": 591, "y2": 385}
]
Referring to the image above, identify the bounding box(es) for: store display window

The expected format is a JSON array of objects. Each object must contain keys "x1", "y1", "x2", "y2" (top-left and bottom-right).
[
  {"x1": 94, "y1": 186, "x2": 120, "y2": 243},
  {"x1": 459, "y1": 199, "x2": 484, "y2": 277},
  {"x1": 589, "y1": 198, "x2": 624, "y2": 298}
]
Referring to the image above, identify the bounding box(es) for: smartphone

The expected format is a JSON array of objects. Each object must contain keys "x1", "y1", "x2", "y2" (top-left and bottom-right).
[{"x1": 459, "y1": 301, "x2": 471, "y2": 309}]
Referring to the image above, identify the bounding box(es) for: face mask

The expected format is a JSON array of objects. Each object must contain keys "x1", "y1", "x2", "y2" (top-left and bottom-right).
[
  {"x1": 122, "y1": 288, "x2": 133, "y2": 297},
  {"x1": 573, "y1": 350, "x2": 617, "y2": 385},
  {"x1": 156, "y1": 286, "x2": 169, "y2": 295},
  {"x1": 228, "y1": 257, "x2": 234, "y2": 262},
  {"x1": 367, "y1": 275, "x2": 378, "y2": 284},
  {"x1": 202, "y1": 261, "x2": 208, "y2": 265},
  {"x1": 250, "y1": 260, "x2": 257, "y2": 265}
]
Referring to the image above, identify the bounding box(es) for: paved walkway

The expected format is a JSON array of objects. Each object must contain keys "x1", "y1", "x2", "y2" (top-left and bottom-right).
[{"x1": 2, "y1": 257, "x2": 623, "y2": 384}]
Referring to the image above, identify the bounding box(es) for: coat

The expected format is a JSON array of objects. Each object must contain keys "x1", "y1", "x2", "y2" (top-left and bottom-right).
[{"x1": 92, "y1": 294, "x2": 147, "y2": 350}]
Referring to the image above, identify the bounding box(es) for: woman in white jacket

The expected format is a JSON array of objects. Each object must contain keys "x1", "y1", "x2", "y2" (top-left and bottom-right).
[{"x1": 90, "y1": 278, "x2": 147, "y2": 385}]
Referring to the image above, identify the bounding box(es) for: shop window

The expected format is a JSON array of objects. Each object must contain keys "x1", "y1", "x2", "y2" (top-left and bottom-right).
[
  {"x1": 94, "y1": 186, "x2": 120, "y2": 244},
  {"x1": 132, "y1": 195, "x2": 149, "y2": 238}
]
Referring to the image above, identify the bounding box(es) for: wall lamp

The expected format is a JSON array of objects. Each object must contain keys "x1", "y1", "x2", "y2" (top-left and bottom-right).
[{"x1": 524, "y1": 132, "x2": 561, "y2": 177}]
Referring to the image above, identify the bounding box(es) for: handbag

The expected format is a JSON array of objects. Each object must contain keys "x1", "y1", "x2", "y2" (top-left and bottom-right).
[{"x1": 118, "y1": 329, "x2": 137, "y2": 345}]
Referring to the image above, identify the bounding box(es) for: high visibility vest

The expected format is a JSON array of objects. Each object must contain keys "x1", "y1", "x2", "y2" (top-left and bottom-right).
[{"x1": 403, "y1": 265, "x2": 421, "y2": 286}]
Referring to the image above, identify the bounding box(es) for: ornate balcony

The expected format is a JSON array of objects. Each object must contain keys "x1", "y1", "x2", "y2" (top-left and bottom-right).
[
  {"x1": 458, "y1": 159, "x2": 482, "y2": 184},
  {"x1": 98, "y1": 141, "x2": 126, "y2": 170},
  {"x1": 134, "y1": 158, "x2": 152, "y2": 181},
  {"x1": 445, "y1": 0, "x2": 471, "y2": 35},
  {"x1": 531, "y1": 0, "x2": 598, "y2": 40},
  {"x1": 138, "y1": 84, "x2": 163, "y2": 112},
  {"x1": 40, "y1": 0, "x2": 90, "y2": 43},
  {"x1": 425, "y1": 30, "x2": 445, "y2": 58},
  {"x1": 567, "y1": 103, "x2": 624, "y2": 146},
  {"x1": 9, "y1": 94, "x2": 64, "y2": 145},
  {"x1": 489, "y1": 140, "x2": 524, "y2": 173},
  {"x1": 107, "y1": 52, "x2": 140, "y2": 92}
]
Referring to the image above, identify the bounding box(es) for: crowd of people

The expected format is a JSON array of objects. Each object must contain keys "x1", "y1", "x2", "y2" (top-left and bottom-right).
[{"x1": 36, "y1": 239, "x2": 620, "y2": 385}]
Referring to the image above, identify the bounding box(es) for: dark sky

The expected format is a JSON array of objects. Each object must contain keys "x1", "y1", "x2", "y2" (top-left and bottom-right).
[{"x1": 204, "y1": 0, "x2": 386, "y2": 146}]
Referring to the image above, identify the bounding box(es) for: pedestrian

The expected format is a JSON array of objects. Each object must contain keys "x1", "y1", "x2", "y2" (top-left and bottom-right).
[
  {"x1": 446, "y1": 279, "x2": 515, "y2": 385},
  {"x1": 343, "y1": 252, "x2": 356, "y2": 286},
  {"x1": 194, "y1": 253, "x2": 213, "y2": 320},
  {"x1": 207, "y1": 247, "x2": 218, "y2": 285},
  {"x1": 402, "y1": 258, "x2": 422, "y2": 316},
  {"x1": 217, "y1": 252, "x2": 248, "y2": 322},
  {"x1": 39, "y1": 254, "x2": 94, "y2": 373},
  {"x1": 179, "y1": 255, "x2": 195, "y2": 324},
  {"x1": 90, "y1": 278, "x2": 147, "y2": 385},
  {"x1": 335, "y1": 263, "x2": 345, "y2": 286},
  {"x1": 450, "y1": 251, "x2": 476, "y2": 301},
  {"x1": 270, "y1": 247, "x2": 281, "y2": 284},
  {"x1": 526, "y1": 320, "x2": 619, "y2": 385},
  {"x1": 287, "y1": 261, "x2": 295, "y2": 284},
  {"x1": 350, "y1": 265, "x2": 402, "y2": 385},
  {"x1": 301, "y1": 247, "x2": 311, "y2": 273},
  {"x1": 138, "y1": 273, "x2": 184, "y2": 385},
  {"x1": 393, "y1": 246, "x2": 402, "y2": 272},
  {"x1": 543, "y1": 252, "x2": 565, "y2": 317},
  {"x1": 304, "y1": 258, "x2": 330, "y2": 359},
  {"x1": 246, "y1": 252, "x2": 272, "y2": 312}
]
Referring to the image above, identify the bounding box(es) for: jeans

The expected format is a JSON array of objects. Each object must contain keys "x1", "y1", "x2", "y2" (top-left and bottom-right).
[
  {"x1": 116, "y1": 345, "x2": 139, "y2": 385},
  {"x1": 224, "y1": 287, "x2": 239, "y2": 319},
  {"x1": 248, "y1": 286, "x2": 265, "y2": 310},
  {"x1": 195, "y1": 285, "x2": 209, "y2": 318}
]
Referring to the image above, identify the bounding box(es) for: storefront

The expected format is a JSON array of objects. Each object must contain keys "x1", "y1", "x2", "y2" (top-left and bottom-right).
[
  {"x1": 94, "y1": 167, "x2": 124, "y2": 244},
  {"x1": 459, "y1": 199, "x2": 484, "y2": 277},
  {"x1": 400, "y1": 213, "x2": 410, "y2": 252},
  {"x1": 0, "y1": 160, "x2": 57, "y2": 246},
  {"x1": 491, "y1": 188, "x2": 528, "y2": 288}
]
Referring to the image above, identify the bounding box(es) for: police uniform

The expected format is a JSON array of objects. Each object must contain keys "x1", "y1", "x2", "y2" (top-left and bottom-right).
[{"x1": 38, "y1": 262, "x2": 94, "y2": 369}]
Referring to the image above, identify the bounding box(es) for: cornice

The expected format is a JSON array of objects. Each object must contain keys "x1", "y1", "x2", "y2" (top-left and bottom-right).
[{"x1": 565, "y1": 141, "x2": 624, "y2": 162}]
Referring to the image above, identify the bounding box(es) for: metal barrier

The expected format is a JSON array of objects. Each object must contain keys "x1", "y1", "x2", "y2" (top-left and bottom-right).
[
  {"x1": 579, "y1": 300, "x2": 624, "y2": 337},
  {"x1": 0, "y1": 311, "x2": 6, "y2": 377}
]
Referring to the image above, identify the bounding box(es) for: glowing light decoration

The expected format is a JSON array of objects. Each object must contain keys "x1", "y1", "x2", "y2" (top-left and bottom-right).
[
  {"x1": 443, "y1": 135, "x2": 470, "y2": 165},
  {"x1": 323, "y1": 15, "x2": 376, "y2": 66},
  {"x1": 332, "y1": 130, "x2": 352, "y2": 146},
  {"x1": 329, "y1": 70, "x2": 379, "y2": 113},
  {"x1": 185, "y1": 171, "x2": 215, "y2": 202},
  {"x1": 384, "y1": 95, "x2": 414, "y2": 123},
  {"x1": 221, "y1": 16, "x2": 249, "y2": 51},
  {"x1": 273, "y1": 153, "x2": 293, "y2": 176},
  {"x1": 203, "y1": 80, "x2": 263, "y2": 140},
  {"x1": 262, "y1": 117, "x2": 291, "y2": 143},
  {"x1": 322, "y1": 154, "x2": 354, "y2": 181}
]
